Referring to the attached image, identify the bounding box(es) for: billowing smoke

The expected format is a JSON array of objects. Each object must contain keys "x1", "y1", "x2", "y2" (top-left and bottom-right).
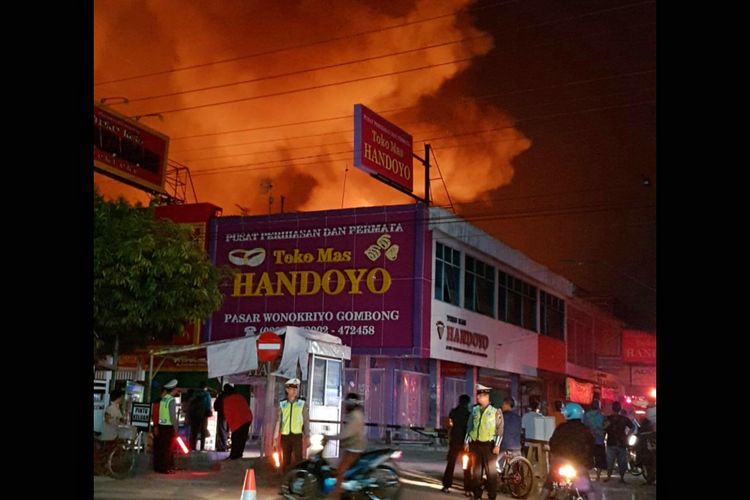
[{"x1": 94, "y1": 0, "x2": 531, "y2": 213}]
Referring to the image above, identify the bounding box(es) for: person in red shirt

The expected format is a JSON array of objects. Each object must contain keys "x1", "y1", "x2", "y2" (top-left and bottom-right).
[{"x1": 221, "y1": 384, "x2": 253, "y2": 459}]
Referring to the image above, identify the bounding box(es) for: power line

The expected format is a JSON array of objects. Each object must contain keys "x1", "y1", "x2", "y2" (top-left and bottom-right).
[
  {"x1": 126, "y1": 34, "x2": 491, "y2": 105},
  {"x1": 140, "y1": 55, "x2": 480, "y2": 116},
  {"x1": 173, "y1": 86, "x2": 653, "y2": 160},
  {"x1": 165, "y1": 69, "x2": 653, "y2": 148},
  {"x1": 116, "y1": 21, "x2": 654, "y2": 107},
  {"x1": 98, "y1": 10, "x2": 655, "y2": 117},
  {"x1": 94, "y1": 0, "x2": 517, "y2": 86},
  {"x1": 184, "y1": 99, "x2": 654, "y2": 177}
]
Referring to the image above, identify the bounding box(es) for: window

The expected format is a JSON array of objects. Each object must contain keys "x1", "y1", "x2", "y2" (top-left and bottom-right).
[
  {"x1": 311, "y1": 358, "x2": 342, "y2": 407},
  {"x1": 464, "y1": 255, "x2": 495, "y2": 317},
  {"x1": 540, "y1": 291, "x2": 565, "y2": 340},
  {"x1": 435, "y1": 242, "x2": 461, "y2": 306},
  {"x1": 498, "y1": 271, "x2": 538, "y2": 331}
]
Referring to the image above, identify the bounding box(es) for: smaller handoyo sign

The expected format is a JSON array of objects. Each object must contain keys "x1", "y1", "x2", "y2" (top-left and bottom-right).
[{"x1": 353, "y1": 104, "x2": 413, "y2": 193}]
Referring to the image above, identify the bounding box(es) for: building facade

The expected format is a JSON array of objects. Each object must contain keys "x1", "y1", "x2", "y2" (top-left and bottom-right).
[{"x1": 200, "y1": 203, "x2": 636, "y2": 435}]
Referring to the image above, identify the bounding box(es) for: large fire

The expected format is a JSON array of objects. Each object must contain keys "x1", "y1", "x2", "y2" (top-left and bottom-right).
[{"x1": 94, "y1": 0, "x2": 531, "y2": 212}]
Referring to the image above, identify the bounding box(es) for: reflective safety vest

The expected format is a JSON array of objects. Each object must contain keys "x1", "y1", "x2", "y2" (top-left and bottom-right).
[
  {"x1": 468, "y1": 404, "x2": 498, "y2": 442},
  {"x1": 159, "y1": 395, "x2": 174, "y2": 425},
  {"x1": 279, "y1": 398, "x2": 305, "y2": 435}
]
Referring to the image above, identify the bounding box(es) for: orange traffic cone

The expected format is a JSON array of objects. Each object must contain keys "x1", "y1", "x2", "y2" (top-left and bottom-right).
[{"x1": 240, "y1": 468, "x2": 257, "y2": 500}]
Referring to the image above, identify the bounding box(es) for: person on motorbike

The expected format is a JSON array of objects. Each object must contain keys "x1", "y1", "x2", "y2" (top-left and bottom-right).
[
  {"x1": 326, "y1": 392, "x2": 366, "y2": 498},
  {"x1": 539, "y1": 402, "x2": 595, "y2": 499}
]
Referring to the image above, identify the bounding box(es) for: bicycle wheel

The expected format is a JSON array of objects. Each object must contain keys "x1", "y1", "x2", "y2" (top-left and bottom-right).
[
  {"x1": 107, "y1": 442, "x2": 136, "y2": 479},
  {"x1": 506, "y1": 456, "x2": 534, "y2": 499}
]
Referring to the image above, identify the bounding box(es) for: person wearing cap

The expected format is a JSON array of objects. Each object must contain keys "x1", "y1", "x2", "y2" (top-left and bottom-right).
[
  {"x1": 464, "y1": 384, "x2": 504, "y2": 500},
  {"x1": 153, "y1": 379, "x2": 179, "y2": 474},
  {"x1": 273, "y1": 378, "x2": 309, "y2": 471}
]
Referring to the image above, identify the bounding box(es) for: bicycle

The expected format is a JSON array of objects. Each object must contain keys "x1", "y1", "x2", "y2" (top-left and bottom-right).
[
  {"x1": 496, "y1": 450, "x2": 535, "y2": 499},
  {"x1": 94, "y1": 426, "x2": 143, "y2": 479},
  {"x1": 469, "y1": 449, "x2": 535, "y2": 499}
]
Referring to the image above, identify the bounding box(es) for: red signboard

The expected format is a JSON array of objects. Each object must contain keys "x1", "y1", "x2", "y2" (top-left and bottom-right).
[
  {"x1": 566, "y1": 377, "x2": 594, "y2": 404},
  {"x1": 94, "y1": 102, "x2": 169, "y2": 194},
  {"x1": 257, "y1": 331, "x2": 283, "y2": 362},
  {"x1": 353, "y1": 104, "x2": 413, "y2": 193},
  {"x1": 622, "y1": 330, "x2": 656, "y2": 365}
]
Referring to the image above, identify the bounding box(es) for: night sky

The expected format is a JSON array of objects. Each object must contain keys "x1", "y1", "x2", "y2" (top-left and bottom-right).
[{"x1": 94, "y1": 0, "x2": 656, "y2": 330}]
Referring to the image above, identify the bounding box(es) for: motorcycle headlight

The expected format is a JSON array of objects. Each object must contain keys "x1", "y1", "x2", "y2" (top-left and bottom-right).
[
  {"x1": 627, "y1": 434, "x2": 638, "y2": 446},
  {"x1": 558, "y1": 464, "x2": 577, "y2": 480}
]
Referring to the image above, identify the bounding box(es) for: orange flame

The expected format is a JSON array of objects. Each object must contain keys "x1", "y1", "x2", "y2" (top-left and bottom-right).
[{"x1": 94, "y1": 0, "x2": 531, "y2": 212}]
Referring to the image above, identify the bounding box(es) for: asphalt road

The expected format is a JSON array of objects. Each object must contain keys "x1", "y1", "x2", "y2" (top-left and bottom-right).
[{"x1": 93, "y1": 445, "x2": 657, "y2": 499}]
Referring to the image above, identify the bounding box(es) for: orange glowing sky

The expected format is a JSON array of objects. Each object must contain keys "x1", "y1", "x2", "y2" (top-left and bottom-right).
[
  {"x1": 95, "y1": 0, "x2": 530, "y2": 212},
  {"x1": 94, "y1": 0, "x2": 656, "y2": 329}
]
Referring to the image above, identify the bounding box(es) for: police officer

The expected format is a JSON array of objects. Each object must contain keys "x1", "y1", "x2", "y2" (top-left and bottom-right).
[
  {"x1": 464, "y1": 384, "x2": 504, "y2": 500},
  {"x1": 153, "y1": 379, "x2": 179, "y2": 474},
  {"x1": 273, "y1": 378, "x2": 309, "y2": 470}
]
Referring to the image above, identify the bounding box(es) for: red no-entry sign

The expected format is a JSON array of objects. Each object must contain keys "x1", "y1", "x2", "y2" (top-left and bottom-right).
[{"x1": 257, "y1": 331, "x2": 283, "y2": 363}]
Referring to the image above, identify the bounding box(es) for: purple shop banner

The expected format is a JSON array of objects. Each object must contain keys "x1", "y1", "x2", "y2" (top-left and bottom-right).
[{"x1": 207, "y1": 205, "x2": 420, "y2": 348}]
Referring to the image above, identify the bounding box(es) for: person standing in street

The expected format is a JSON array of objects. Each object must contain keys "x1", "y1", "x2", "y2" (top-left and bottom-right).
[
  {"x1": 604, "y1": 401, "x2": 635, "y2": 483},
  {"x1": 582, "y1": 399, "x2": 607, "y2": 480},
  {"x1": 213, "y1": 383, "x2": 231, "y2": 452},
  {"x1": 188, "y1": 381, "x2": 212, "y2": 451},
  {"x1": 500, "y1": 397, "x2": 522, "y2": 458},
  {"x1": 441, "y1": 394, "x2": 471, "y2": 495},
  {"x1": 153, "y1": 379, "x2": 179, "y2": 474},
  {"x1": 552, "y1": 400, "x2": 566, "y2": 428},
  {"x1": 222, "y1": 385, "x2": 253, "y2": 459},
  {"x1": 273, "y1": 378, "x2": 309, "y2": 471},
  {"x1": 464, "y1": 384, "x2": 504, "y2": 500}
]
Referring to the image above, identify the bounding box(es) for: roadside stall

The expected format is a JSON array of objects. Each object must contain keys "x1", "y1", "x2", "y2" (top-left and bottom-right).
[{"x1": 147, "y1": 326, "x2": 351, "y2": 457}]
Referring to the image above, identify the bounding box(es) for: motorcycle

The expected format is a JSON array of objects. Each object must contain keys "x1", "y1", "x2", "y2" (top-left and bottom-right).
[
  {"x1": 280, "y1": 434, "x2": 402, "y2": 499},
  {"x1": 627, "y1": 429, "x2": 656, "y2": 484},
  {"x1": 541, "y1": 461, "x2": 592, "y2": 500},
  {"x1": 626, "y1": 433, "x2": 642, "y2": 476}
]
